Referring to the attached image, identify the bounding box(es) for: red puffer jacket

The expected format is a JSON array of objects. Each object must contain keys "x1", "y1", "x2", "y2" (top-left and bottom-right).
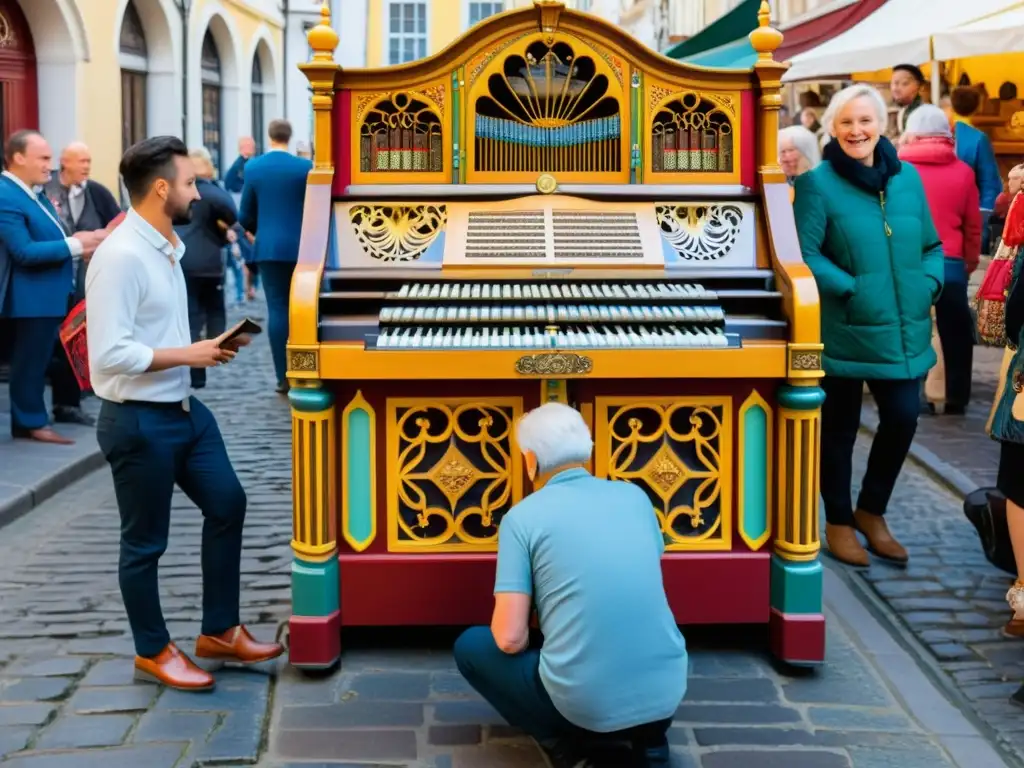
[{"x1": 898, "y1": 137, "x2": 982, "y2": 274}]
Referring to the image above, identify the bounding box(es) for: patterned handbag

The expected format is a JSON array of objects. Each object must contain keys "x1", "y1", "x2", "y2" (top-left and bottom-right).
[{"x1": 977, "y1": 194, "x2": 1024, "y2": 346}]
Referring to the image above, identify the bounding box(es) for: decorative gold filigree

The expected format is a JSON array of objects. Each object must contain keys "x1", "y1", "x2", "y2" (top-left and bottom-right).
[
  {"x1": 421, "y1": 84, "x2": 446, "y2": 117},
  {"x1": 288, "y1": 350, "x2": 318, "y2": 372},
  {"x1": 705, "y1": 94, "x2": 737, "y2": 117},
  {"x1": 791, "y1": 352, "x2": 822, "y2": 371},
  {"x1": 515, "y1": 353, "x2": 593, "y2": 376},
  {"x1": 349, "y1": 204, "x2": 447, "y2": 262},
  {"x1": 656, "y1": 204, "x2": 743, "y2": 261},
  {"x1": 599, "y1": 399, "x2": 731, "y2": 548},
  {"x1": 356, "y1": 91, "x2": 389, "y2": 121},
  {"x1": 387, "y1": 399, "x2": 523, "y2": 552},
  {"x1": 468, "y1": 34, "x2": 531, "y2": 89},
  {"x1": 647, "y1": 85, "x2": 674, "y2": 114},
  {"x1": 650, "y1": 91, "x2": 734, "y2": 173},
  {"x1": 0, "y1": 13, "x2": 16, "y2": 48},
  {"x1": 359, "y1": 92, "x2": 443, "y2": 172}
]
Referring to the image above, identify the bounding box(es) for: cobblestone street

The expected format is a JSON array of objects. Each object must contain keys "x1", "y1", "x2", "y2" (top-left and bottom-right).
[{"x1": 0, "y1": 304, "x2": 1009, "y2": 767}]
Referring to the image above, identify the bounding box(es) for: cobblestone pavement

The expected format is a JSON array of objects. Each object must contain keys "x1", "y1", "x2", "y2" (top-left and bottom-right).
[
  {"x1": 0, "y1": 300, "x2": 293, "y2": 767},
  {"x1": 0, "y1": 299, "x2": 1008, "y2": 767},
  {"x1": 855, "y1": 345, "x2": 1024, "y2": 764}
]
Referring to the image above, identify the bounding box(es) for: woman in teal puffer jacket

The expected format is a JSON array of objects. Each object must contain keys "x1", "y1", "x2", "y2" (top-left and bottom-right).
[{"x1": 793, "y1": 84, "x2": 945, "y2": 570}]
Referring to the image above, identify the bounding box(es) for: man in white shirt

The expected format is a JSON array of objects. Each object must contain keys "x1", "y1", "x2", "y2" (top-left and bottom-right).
[{"x1": 86, "y1": 136, "x2": 283, "y2": 691}]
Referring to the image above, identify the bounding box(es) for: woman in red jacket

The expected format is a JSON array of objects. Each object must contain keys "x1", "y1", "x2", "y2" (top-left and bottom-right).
[{"x1": 899, "y1": 104, "x2": 982, "y2": 415}]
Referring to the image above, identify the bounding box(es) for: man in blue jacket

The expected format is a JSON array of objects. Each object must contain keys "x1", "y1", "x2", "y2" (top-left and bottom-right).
[
  {"x1": 0, "y1": 130, "x2": 104, "y2": 444},
  {"x1": 239, "y1": 120, "x2": 311, "y2": 393},
  {"x1": 949, "y1": 87, "x2": 1003, "y2": 253}
]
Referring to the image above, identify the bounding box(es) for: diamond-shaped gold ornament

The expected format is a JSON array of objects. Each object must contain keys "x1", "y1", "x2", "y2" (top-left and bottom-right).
[
  {"x1": 646, "y1": 444, "x2": 688, "y2": 496},
  {"x1": 431, "y1": 443, "x2": 477, "y2": 504}
]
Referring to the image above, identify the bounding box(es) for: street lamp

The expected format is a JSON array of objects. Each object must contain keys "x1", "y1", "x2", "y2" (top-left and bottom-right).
[{"x1": 176, "y1": 0, "x2": 194, "y2": 142}]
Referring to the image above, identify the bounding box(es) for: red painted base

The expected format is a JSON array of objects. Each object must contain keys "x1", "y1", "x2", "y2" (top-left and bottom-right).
[
  {"x1": 289, "y1": 611, "x2": 341, "y2": 669},
  {"x1": 769, "y1": 608, "x2": 826, "y2": 666},
  {"x1": 334, "y1": 552, "x2": 771, "y2": 626}
]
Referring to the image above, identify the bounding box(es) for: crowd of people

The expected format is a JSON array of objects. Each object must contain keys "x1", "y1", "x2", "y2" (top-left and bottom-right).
[{"x1": 0, "y1": 119, "x2": 312, "y2": 444}]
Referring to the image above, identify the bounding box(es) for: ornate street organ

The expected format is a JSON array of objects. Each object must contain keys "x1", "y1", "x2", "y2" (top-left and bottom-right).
[{"x1": 287, "y1": 0, "x2": 826, "y2": 669}]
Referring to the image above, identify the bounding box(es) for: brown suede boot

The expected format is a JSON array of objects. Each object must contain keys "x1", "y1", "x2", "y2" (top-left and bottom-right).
[
  {"x1": 853, "y1": 510, "x2": 908, "y2": 566},
  {"x1": 825, "y1": 524, "x2": 870, "y2": 568}
]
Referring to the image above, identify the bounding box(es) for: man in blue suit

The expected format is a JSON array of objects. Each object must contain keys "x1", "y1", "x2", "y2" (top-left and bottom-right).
[
  {"x1": 0, "y1": 130, "x2": 104, "y2": 444},
  {"x1": 239, "y1": 120, "x2": 311, "y2": 393},
  {"x1": 949, "y1": 87, "x2": 1003, "y2": 253}
]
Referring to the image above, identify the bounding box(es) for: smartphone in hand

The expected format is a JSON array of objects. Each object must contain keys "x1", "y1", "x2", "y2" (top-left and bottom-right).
[{"x1": 216, "y1": 318, "x2": 263, "y2": 349}]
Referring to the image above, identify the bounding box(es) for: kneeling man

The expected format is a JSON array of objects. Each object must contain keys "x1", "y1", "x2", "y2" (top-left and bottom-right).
[{"x1": 454, "y1": 403, "x2": 687, "y2": 767}]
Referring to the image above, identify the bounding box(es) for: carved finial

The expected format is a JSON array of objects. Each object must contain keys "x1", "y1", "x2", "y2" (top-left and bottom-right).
[
  {"x1": 748, "y1": 1, "x2": 783, "y2": 60},
  {"x1": 307, "y1": 1, "x2": 339, "y2": 62},
  {"x1": 534, "y1": 0, "x2": 564, "y2": 36}
]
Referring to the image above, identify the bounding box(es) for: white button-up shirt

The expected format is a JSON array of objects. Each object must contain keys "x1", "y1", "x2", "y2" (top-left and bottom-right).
[{"x1": 85, "y1": 208, "x2": 192, "y2": 403}]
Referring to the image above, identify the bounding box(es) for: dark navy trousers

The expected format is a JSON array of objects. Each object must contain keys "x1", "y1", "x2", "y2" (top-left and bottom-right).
[
  {"x1": 8, "y1": 316, "x2": 62, "y2": 431},
  {"x1": 257, "y1": 261, "x2": 295, "y2": 386},
  {"x1": 96, "y1": 397, "x2": 247, "y2": 657}
]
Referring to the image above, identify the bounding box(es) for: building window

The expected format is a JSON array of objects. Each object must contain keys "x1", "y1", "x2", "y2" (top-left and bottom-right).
[
  {"x1": 252, "y1": 55, "x2": 266, "y2": 155},
  {"x1": 119, "y1": 1, "x2": 148, "y2": 153},
  {"x1": 388, "y1": 2, "x2": 427, "y2": 65},
  {"x1": 468, "y1": 1, "x2": 502, "y2": 25},
  {"x1": 201, "y1": 30, "x2": 223, "y2": 175}
]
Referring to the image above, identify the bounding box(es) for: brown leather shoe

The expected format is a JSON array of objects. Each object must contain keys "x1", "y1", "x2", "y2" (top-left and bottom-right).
[
  {"x1": 194, "y1": 625, "x2": 284, "y2": 665},
  {"x1": 853, "y1": 510, "x2": 908, "y2": 566},
  {"x1": 134, "y1": 643, "x2": 215, "y2": 691},
  {"x1": 1004, "y1": 617, "x2": 1024, "y2": 639},
  {"x1": 13, "y1": 427, "x2": 74, "y2": 445},
  {"x1": 825, "y1": 523, "x2": 870, "y2": 568}
]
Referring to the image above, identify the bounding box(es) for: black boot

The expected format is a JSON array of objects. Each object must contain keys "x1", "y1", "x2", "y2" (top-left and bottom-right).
[
  {"x1": 534, "y1": 738, "x2": 592, "y2": 768},
  {"x1": 631, "y1": 742, "x2": 670, "y2": 767}
]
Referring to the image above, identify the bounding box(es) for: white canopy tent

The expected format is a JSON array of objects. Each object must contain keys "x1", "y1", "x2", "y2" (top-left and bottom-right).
[
  {"x1": 933, "y1": 4, "x2": 1024, "y2": 60},
  {"x1": 782, "y1": 0, "x2": 1015, "y2": 83}
]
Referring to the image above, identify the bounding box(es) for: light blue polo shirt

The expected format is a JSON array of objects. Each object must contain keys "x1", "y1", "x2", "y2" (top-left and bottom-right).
[{"x1": 494, "y1": 468, "x2": 688, "y2": 732}]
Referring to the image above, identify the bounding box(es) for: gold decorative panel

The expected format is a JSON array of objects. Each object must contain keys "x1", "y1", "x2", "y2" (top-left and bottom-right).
[
  {"x1": 349, "y1": 204, "x2": 447, "y2": 262},
  {"x1": 358, "y1": 91, "x2": 443, "y2": 173},
  {"x1": 648, "y1": 89, "x2": 735, "y2": 176},
  {"x1": 656, "y1": 205, "x2": 743, "y2": 262},
  {"x1": 594, "y1": 397, "x2": 732, "y2": 551},
  {"x1": 386, "y1": 398, "x2": 523, "y2": 552},
  {"x1": 468, "y1": 35, "x2": 628, "y2": 182}
]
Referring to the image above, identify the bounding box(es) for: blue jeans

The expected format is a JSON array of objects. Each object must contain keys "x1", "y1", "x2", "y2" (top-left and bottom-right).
[
  {"x1": 820, "y1": 377, "x2": 920, "y2": 526},
  {"x1": 453, "y1": 627, "x2": 672, "y2": 748},
  {"x1": 257, "y1": 261, "x2": 295, "y2": 385},
  {"x1": 96, "y1": 397, "x2": 247, "y2": 657}
]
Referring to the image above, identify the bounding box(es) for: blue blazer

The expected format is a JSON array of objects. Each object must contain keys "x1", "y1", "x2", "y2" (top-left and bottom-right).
[
  {"x1": 955, "y1": 122, "x2": 1003, "y2": 212},
  {"x1": 238, "y1": 151, "x2": 312, "y2": 264},
  {"x1": 0, "y1": 175, "x2": 73, "y2": 318}
]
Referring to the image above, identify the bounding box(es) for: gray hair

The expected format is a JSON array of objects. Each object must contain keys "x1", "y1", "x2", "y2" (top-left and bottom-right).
[
  {"x1": 515, "y1": 403, "x2": 593, "y2": 473},
  {"x1": 778, "y1": 125, "x2": 821, "y2": 169},
  {"x1": 822, "y1": 84, "x2": 889, "y2": 134},
  {"x1": 189, "y1": 146, "x2": 213, "y2": 165},
  {"x1": 905, "y1": 104, "x2": 952, "y2": 139}
]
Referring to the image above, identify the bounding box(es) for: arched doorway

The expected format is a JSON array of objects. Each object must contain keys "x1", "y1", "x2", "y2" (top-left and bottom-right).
[
  {"x1": 0, "y1": 1, "x2": 38, "y2": 143},
  {"x1": 201, "y1": 29, "x2": 222, "y2": 174},
  {"x1": 251, "y1": 53, "x2": 265, "y2": 154},
  {"x1": 120, "y1": 0, "x2": 148, "y2": 153}
]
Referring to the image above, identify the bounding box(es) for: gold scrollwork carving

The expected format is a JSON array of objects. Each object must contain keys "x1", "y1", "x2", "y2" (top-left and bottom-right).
[
  {"x1": 359, "y1": 92, "x2": 443, "y2": 173},
  {"x1": 515, "y1": 353, "x2": 593, "y2": 376},
  {"x1": 596, "y1": 398, "x2": 732, "y2": 551},
  {"x1": 651, "y1": 91, "x2": 734, "y2": 173},
  {"x1": 656, "y1": 204, "x2": 743, "y2": 262},
  {"x1": 791, "y1": 351, "x2": 822, "y2": 371},
  {"x1": 288, "y1": 350, "x2": 318, "y2": 372},
  {"x1": 350, "y1": 204, "x2": 447, "y2": 262},
  {"x1": 386, "y1": 399, "x2": 523, "y2": 552}
]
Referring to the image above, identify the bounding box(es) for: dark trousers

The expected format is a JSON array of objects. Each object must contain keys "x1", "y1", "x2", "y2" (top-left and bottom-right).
[
  {"x1": 8, "y1": 316, "x2": 62, "y2": 431},
  {"x1": 47, "y1": 291, "x2": 84, "y2": 409},
  {"x1": 96, "y1": 397, "x2": 247, "y2": 658},
  {"x1": 934, "y1": 258, "x2": 974, "y2": 409},
  {"x1": 453, "y1": 626, "x2": 672, "y2": 749},
  {"x1": 820, "y1": 377, "x2": 920, "y2": 527},
  {"x1": 258, "y1": 261, "x2": 295, "y2": 386},
  {"x1": 186, "y1": 275, "x2": 226, "y2": 389}
]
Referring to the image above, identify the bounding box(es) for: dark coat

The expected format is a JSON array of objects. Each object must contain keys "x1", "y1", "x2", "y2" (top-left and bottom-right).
[
  {"x1": 239, "y1": 151, "x2": 312, "y2": 264},
  {"x1": 175, "y1": 178, "x2": 238, "y2": 277}
]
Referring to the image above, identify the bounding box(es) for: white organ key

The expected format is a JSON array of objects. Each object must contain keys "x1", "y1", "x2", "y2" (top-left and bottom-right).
[
  {"x1": 482, "y1": 284, "x2": 492, "y2": 299},
  {"x1": 556, "y1": 331, "x2": 568, "y2": 347},
  {"x1": 444, "y1": 307, "x2": 457, "y2": 322},
  {"x1": 636, "y1": 284, "x2": 651, "y2": 299},
  {"x1": 440, "y1": 284, "x2": 451, "y2": 299},
  {"x1": 513, "y1": 284, "x2": 523, "y2": 299},
  {"x1": 407, "y1": 284, "x2": 421, "y2": 298},
  {"x1": 546, "y1": 304, "x2": 556, "y2": 323},
  {"x1": 514, "y1": 306, "x2": 525, "y2": 321},
  {"x1": 624, "y1": 284, "x2": 637, "y2": 298},
  {"x1": 406, "y1": 329, "x2": 420, "y2": 348},
  {"x1": 502, "y1": 284, "x2": 512, "y2": 299},
  {"x1": 642, "y1": 307, "x2": 654, "y2": 321},
  {"x1": 540, "y1": 284, "x2": 552, "y2": 299},
  {"x1": 457, "y1": 307, "x2": 469, "y2": 321},
  {"x1": 557, "y1": 306, "x2": 569, "y2": 321},
  {"x1": 470, "y1": 307, "x2": 481, "y2": 322},
  {"x1": 424, "y1": 329, "x2": 436, "y2": 347},
  {"x1": 377, "y1": 329, "x2": 390, "y2": 347},
  {"x1": 581, "y1": 284, "x2": 594, "y2": 298},
  {"x1": 471, "y1": 284, "x2": 482, "y2": 298},
  {"x1": 551, "y1": 285, "x2": 563, "y2": 298},
  {"x1": 380, "y1": 307, "x2": 394, "y2": 322},
  {"x1": 457, "y1": 284, "x2": 469, "y2": 298},
  {"x1": 525, "y1": 305, "x2": 537, "y2": 321},
  {"x1": 502, "y1": 306, "x2": 513, "y2": 321},
  {"x1": 398, "y1": 284, "x2": 411, "y2": 298},
  {"x1": 610, "y1": 306, "x2": 624, "y2": 321},
  {"x1": 571, "y1": 285, "x2": 583, "y2": 298},
  {"x1": 428, "y1": 284, "x2": 441, "y2": 299},
  {"x1": 479, "y1": 306, "x2": 490, "y2": 322},
  {"x1": 627, "y1": 328, "x2": 642, "y2": 346},
  {"x1": 413, "y1": 307, "x2": 427, "y2": 321},
  {"x1": 612, "y1": 285, "x2": 626, "y2": 298},
  {"x1": 670, "y1": 307, "x2": 686, "y2": 320},
  {"x1": 530, "y1": 284, "x2": 540, "y2": 298},
  {"x1": 501, "y1": 329, "x2": 511, "y2": 347},
  {"x1": 601, "y1": 284, "x2": 614, "y2": 297},
  {"x1": 452, "y1": 328, "x2": 464, "y2": 346},
  {"x1": 630, "y1": 306, "x2": 644, "y2": 320},
  {"x1": 568, "y1": 306, "x2": 581, "y2": 321},
  {"x1": 511, "y1": 328, "x2": 522, "y2": 347}
]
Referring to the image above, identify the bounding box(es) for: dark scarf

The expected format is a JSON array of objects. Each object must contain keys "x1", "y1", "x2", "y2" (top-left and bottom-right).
[{"x1": 823, "y1": 135, "x2": 902, "y2": 195}]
